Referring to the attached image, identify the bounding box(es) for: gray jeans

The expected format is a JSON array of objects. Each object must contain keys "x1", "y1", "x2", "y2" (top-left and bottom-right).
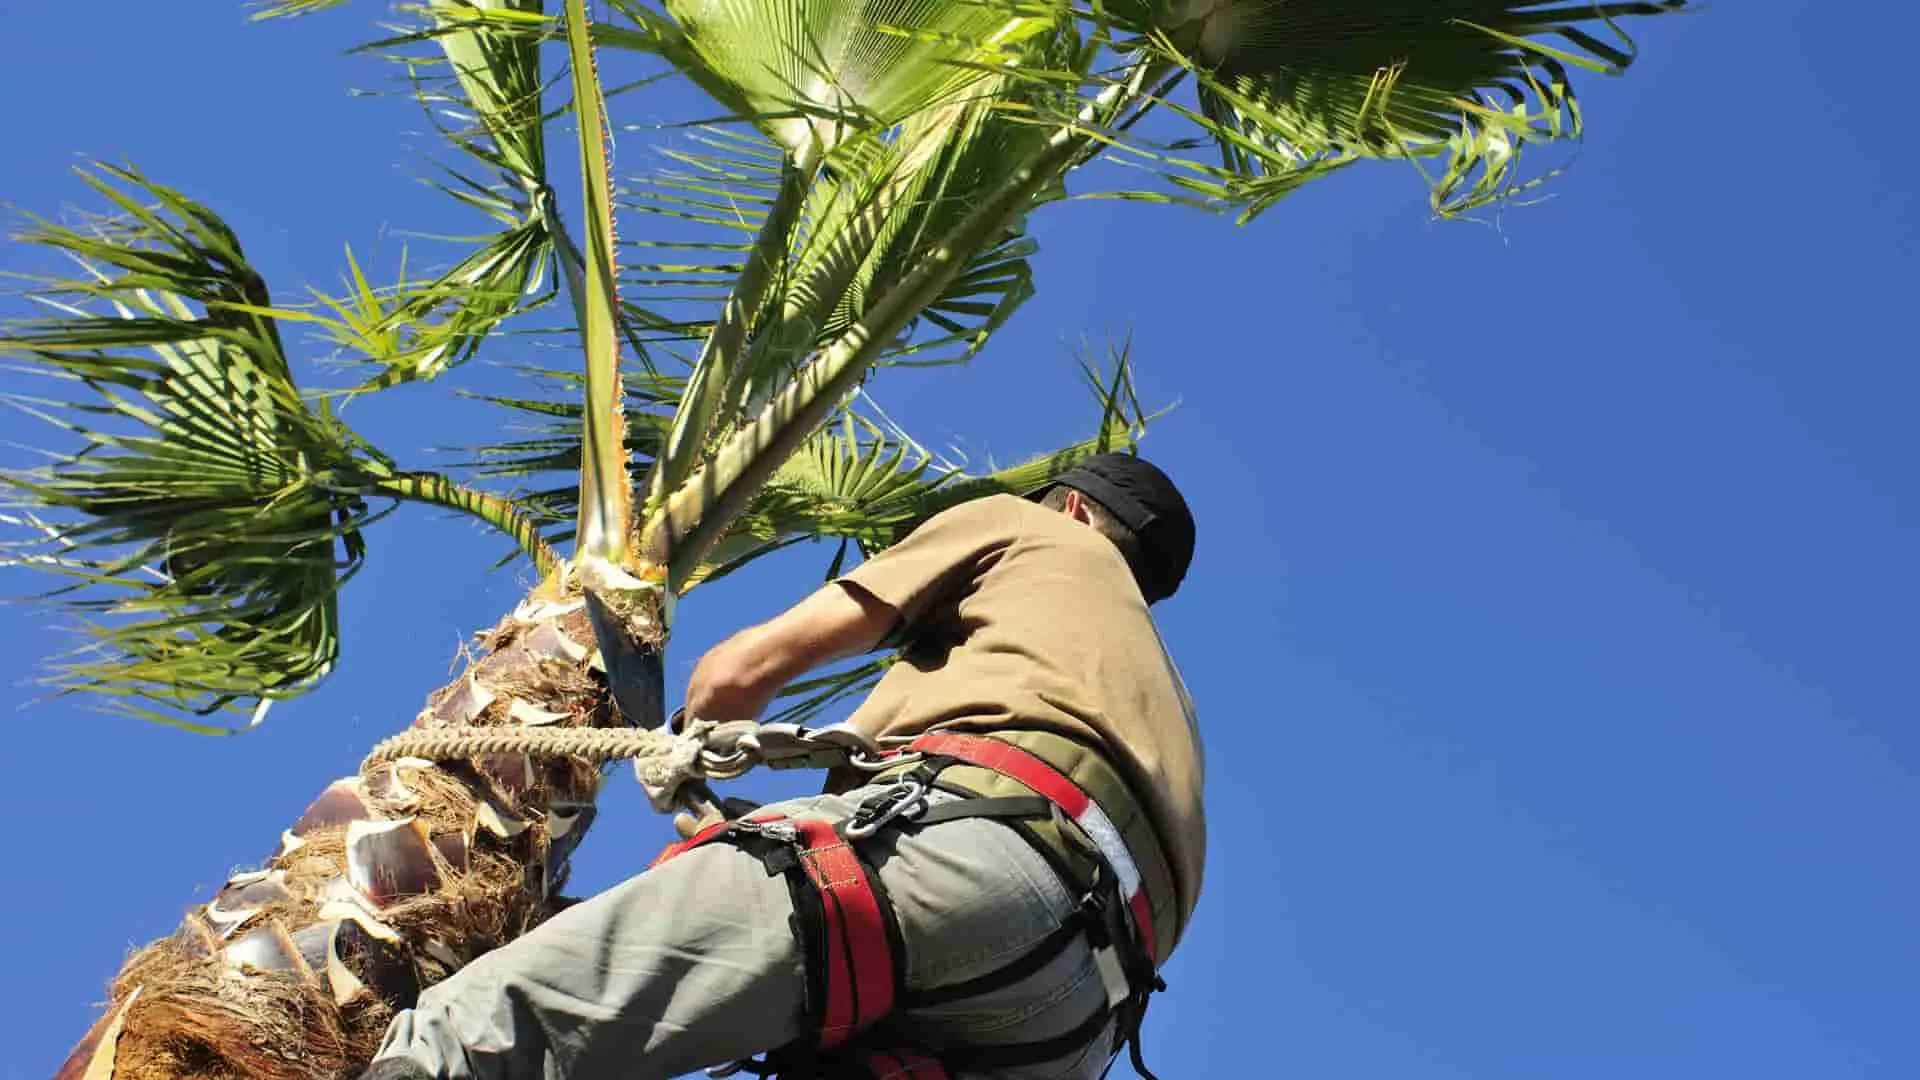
[{"x1": 371, "y1": 786, "x2": 1120, "y2": 1079}]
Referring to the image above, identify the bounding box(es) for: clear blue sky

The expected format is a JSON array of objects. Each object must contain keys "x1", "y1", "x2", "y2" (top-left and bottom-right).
[{"x1": 3, "y1": 3, "x2": 1915, "y2": 1078}]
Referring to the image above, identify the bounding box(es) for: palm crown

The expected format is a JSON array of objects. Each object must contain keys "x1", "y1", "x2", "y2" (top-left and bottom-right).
[{"x1": 6, "y1": 1, "x2": 1685, "y2": 1076}]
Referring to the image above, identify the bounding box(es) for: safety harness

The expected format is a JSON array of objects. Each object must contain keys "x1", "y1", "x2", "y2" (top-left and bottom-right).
[{"x1": 650, "y1": 730, "x2": 1173, "y2": 1080}]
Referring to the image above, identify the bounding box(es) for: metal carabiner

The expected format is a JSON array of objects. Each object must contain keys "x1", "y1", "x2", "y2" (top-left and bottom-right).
[{"x1": 842, "y1": 775, "x2": 930, "y2": 840}]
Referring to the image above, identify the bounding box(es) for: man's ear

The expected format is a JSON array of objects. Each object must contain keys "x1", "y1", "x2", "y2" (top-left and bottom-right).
[{"x1": 1062, "y1": 488, "x2": 1095, "y2": 525}]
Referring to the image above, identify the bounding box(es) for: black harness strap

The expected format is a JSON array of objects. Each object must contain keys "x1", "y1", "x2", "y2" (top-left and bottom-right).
[
  {"x1": 928, "y1": 1004, "x2": 1116, "y2": 1070},
  {"x1": 900, "y1": 908, "x2": 1089, "y2": 1009}
]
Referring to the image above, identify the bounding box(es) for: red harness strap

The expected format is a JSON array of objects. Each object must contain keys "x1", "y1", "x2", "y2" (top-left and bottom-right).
[
  {"x1": 649, "y1": 816, "x2": 745, "y2": 868},
  {"x1": 793, "y1": 818, "x2": 895, "y2": 1047},
  {"x1": 652, "y1": 813, "x2": 896, "y2": 1050}
]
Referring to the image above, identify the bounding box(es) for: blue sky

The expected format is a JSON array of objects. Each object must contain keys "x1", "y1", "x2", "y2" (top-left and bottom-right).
[{"x1": 2, "y1": 2, "x2": 1915, "y2": 1078}]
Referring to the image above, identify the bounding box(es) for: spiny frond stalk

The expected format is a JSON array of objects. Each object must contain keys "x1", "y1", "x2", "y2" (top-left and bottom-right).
[
  {"x1": 645, "y1": 151, "x2": 816, "y2": 524},
  {"x1": 562, "y1": 0, "x2": 632, "y2": 567},
  {"x1": 370, "y1": 473, "x2": 561, "y2": 575}
]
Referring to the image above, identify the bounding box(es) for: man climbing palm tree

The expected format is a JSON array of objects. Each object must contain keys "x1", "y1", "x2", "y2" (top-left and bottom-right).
[{"x1": 362, "y1": 453, "x2": 1204, "y2": 1080}]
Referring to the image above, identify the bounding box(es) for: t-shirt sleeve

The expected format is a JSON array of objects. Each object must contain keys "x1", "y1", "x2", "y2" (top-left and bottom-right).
[{"x1": 833, "y1": 494, "x2": 1020, "y2": 640}]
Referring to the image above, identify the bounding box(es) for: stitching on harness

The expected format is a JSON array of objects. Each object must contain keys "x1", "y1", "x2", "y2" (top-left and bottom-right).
[{"x1": 801, "y1": 844, "x2": 864, "y2": 889}]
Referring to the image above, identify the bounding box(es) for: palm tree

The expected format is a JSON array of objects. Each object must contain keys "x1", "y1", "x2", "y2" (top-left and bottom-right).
[{"x1": 5, "y1": 1, "x2": 1686, "y2": 1077}]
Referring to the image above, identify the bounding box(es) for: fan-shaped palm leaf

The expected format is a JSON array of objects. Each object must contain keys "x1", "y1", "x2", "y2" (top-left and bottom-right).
[
  {"x1": 1, "y1": 165, "x2": 559, "y2": 726},
  {"x1": 611, "y1": 0, "x2": 1050, "y2": 157},
  {"x1": 1097, "y1": 0, "x2": 1686, "y2": 217},
  {"x1": 0, "y1": 166, "x2": 381, "y2": 724}
]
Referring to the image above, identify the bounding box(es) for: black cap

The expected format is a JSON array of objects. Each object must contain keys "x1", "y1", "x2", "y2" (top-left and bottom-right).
[{"x1": 1033, "y1": 453, "x2": 1195, "y2": 603}]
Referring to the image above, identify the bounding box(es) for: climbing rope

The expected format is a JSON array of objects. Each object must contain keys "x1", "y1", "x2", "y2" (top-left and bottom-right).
[
  {"x1": 361, "y1": 719, "x2": 767, "y2": 813},
  {"x1": 360, "y1": 716, "x2": 903, "y2": 816}
]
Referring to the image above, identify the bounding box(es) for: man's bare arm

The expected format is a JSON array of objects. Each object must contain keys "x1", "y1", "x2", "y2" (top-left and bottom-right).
[{"x1": 684, "y1": 582, "x2": 899, "y2": 722}]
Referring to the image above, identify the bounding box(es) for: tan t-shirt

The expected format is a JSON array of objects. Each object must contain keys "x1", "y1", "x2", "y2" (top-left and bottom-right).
[{"x1": 834, "y1": 493, "x2": 1206, "y2": 936}]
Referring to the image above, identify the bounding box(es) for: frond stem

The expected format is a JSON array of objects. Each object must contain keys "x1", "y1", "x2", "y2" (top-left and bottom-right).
[
  {"x1": 370, "y1": 472, "x2": 561, "y2": 575},
  {"x1": 643, "y1": 147, "x2": 816, "y2": 521},
  {"x1": 562, "y1": 0, "x2": 631, "y2": 567}
]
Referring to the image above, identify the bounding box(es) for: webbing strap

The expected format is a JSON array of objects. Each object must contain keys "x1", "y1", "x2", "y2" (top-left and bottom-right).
[
  {"x1": 932, "y1": 1000, "x2": 1115, "y2": 1070},
  {"x1": 901, "y1": 794, "x2": 1052, "y2": 829},
  {"x1": 795, "y1": 819, "x2": 895, "y2": 1047},
  {"x1": 907, "y1": 732, "x2": 1159, "y2": 965},
  {"x1": 649, "y1": 816, "x2": 739, "y2": 868}
]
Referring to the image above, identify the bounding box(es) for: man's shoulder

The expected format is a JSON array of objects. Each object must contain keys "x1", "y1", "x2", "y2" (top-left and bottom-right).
[
  {"x1": 917, "y1": 491, "x2": 1025, "y2": 528},
  {"x1": 911, "y1": 491, "x2": 1056, "y2": 543}
]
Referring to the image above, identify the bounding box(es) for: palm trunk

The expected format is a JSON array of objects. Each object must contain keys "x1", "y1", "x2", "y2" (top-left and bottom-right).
[{"x1": 53, "y1": 588, "x2": 655, "y2": 1080}]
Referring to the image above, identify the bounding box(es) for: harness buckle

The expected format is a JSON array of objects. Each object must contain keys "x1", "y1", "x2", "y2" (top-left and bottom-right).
[
  {"x1": 729, "y1": 817, "x2": 798, "y2": 845},
  {"x1": 843, "y1": 774, "x2": 930, "y2": 839}
]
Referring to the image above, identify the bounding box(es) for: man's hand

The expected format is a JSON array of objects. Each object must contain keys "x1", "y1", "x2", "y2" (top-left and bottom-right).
[{"x1": 683, "y1": 582, "x2": 898, "y2": 723}]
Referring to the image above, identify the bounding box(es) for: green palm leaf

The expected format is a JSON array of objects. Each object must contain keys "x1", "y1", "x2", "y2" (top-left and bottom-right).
[
  {"x1": 1, "y1": 165, "x2": 561, "y2": 726},
  {"x1": 0, "y1": 166, "x2": 379, "y2": 725},
  {"x1": 300, "y1": 0, "x2": 561, "y2": 391},
  {"x1": 757, "y1": 339, "x2": 1152, "y2": 552},
  {"x1": 425, "y1": 0, "x2": 549, "y2": 181},
  {"x1": 678, "y1": 48, "x2": 1068, "y2": 449},
  {"x1": 1101, "y1": 0, "x2": 1686, "y2": 217},
  {"x1": 624, "y1": 0, "x2": 1051, "y2": 157},
  {"x1": 451, "y1": 363, "x2": 682, "y2": 548}
]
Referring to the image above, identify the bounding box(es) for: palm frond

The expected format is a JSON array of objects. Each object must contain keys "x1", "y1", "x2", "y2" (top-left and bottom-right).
[
  {"x1": 290, "y1": 0, "x2": 561, "y2": 392},
  {"x1": 637, "y1": 32, "x2": 1158, "y2": 587},
  {"x1": 816, "y1": 48, "x2": 1083, "y2": 367},
  {"x1": 1094, "y1": 0, "x2": 1685, "y2": 218},
  {"x1": 328, "y1": 215, "x2": 555, "y2": 391},
  {"x1": 608, "y1": 0, "x2": 1051, "y2": 158},
  {"x1": 763, "y1": 654, "x2": 894, "y2": 726},
  {"x1": 0, "y1": 165, "x2": 381, "y2": 724},
  {"x1": 419, "y1": 0, "x2": 550, "y2": 182},
  {"x1": 701, "y1": 46, "x2": 1073, "y2": 442},
  {"x1": 641, "y1": 134, "x2": 813, "y2": 512},
  {"x1": 449, "y1": 363, "x2": 681, "y2": 547},
  {"x1": 746, "y1": 339, "x2": 1152, "y2": 554},
  {"x1": 248, "y1": 0, "x2": 352, "y2": 18},
  {"x1": 1, "y1": 165, "x2": 570, "y2": 725}
]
